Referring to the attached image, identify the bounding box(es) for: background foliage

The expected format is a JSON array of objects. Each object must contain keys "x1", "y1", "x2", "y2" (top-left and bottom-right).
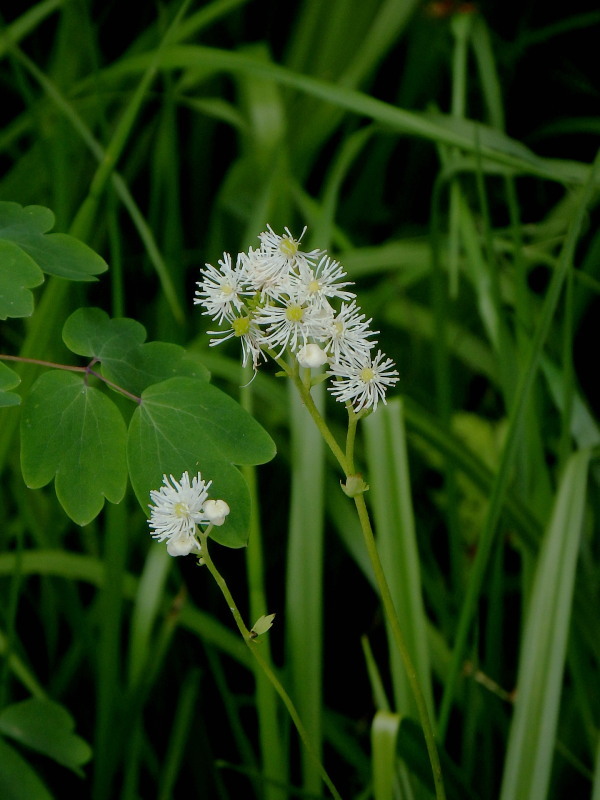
[{"x1": 1, "y1": 1, "x2": 599, "y2": 798}]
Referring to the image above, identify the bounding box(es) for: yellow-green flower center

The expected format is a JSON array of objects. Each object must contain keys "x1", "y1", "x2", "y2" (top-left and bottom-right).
[
  {"x1": 285, "y1": 304, "x2": 304, "y2": 323},
  {"x1": 279, "y1": 237, "x2": 299, "y2": 258},
  {"x1": 307, "y1": 278, "x2": 320, "y2": 294},
  {"x1": 232, "y1": 316, "x2": 251, "y2": 337},
  {"x1": 359, "y1": 366, "x2": 375, "y2": 384},
  {"x1": 173, "y1": 501, "x2": 189, "y2": 518},
  {"x1": 221, "y1": 283, "x2": 234, "y2": 296}
]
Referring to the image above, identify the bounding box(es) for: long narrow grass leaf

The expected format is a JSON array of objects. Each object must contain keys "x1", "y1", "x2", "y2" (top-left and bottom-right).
[
  {"x1": 499, "y1": 448, "x2": 590, "y2": 800},
  {"x1": 372, "y1": 710, "x2": 402, "y2": 800},
  {"x1": 285, "y1": 382, "x2": 325, "y2": 794},
  {"x1": 438, "y1": 151, "x2": 600, "y2": 738},
  {"x1": 364, "y1": 398, "x2": 433, "y2": 717}
]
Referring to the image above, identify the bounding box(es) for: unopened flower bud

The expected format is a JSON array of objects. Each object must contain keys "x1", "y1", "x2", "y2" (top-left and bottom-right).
[
  {"x1": 297, "y1": 343, "x2": 328, "y2": 368},
  {"x1": 204, "y1": 499, "x2": 231, "y2": 526}
]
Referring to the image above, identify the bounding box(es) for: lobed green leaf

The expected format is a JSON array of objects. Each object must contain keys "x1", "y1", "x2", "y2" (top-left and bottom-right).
[
  {"x1": 0, "y1": 201, "x2": 107, "y2": 282},
  {"x1": 0, "y1": 239, "x2": 44, "y2": 320},
  {"x1": 62, "y1": 306, "x2": 145, "y2": 360},
  {"x1": 0, "y1": 362, "x2": 21, "y2": 407},
  {"x1": 0, "y1": 698, "x2": 91, "y2": 775},
  {"x1": 20, "y1": 371, "x2": 128, "y2": 525},
  {"x1": 127, "y1": 377, "x2": 276, "y2": 548},
  {"x1": 62, "y1": 308, "x2": 210, "y2": 395}
]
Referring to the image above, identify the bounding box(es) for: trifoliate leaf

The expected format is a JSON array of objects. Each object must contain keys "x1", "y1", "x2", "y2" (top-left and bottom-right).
[
  {"x1": 127, "y1": 376, "x2": 276, "y2": 548},
  {"x1": 0, "y1": 201, "x2": 107, "y2": 282},
  {"x1": 62, "y1": 308, "x2": 210, "y2": 395},
  {"x1": 0, "y1": 698, "x2": 91, "y2": 776},
  {"x1": 20, "y1": 371, "x2": 128, "y2": 525},
  {"x1": 0, "y1": 362, "x2": 21, "y2": 407},
  {"x1": 0, "y1": 239, "x2": 44, "y2": 320}
]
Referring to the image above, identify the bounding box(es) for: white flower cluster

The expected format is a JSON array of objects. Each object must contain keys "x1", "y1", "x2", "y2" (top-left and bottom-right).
[
  {"x1": 195, "y1": 226, "x2": 399, "y2": 413},
  {"x1": 148, "y1": 472, "x2": 230, "y2": 557}
]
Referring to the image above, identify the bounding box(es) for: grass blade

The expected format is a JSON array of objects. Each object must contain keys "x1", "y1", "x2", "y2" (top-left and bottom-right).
[
  {"x1": 363, "y1": 398, "x2": 433, "y2": 718},
  {"x1": 499, "y1": 449, "x2": 591, "y2": 800}
]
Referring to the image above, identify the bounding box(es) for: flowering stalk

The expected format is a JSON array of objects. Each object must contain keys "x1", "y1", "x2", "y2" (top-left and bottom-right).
[
  {"x1": 293, "y1": 364, "x2": 447, "y2": 800},
  {"x1": 147, "y1": 472, "x2": 342, "y2": 800},
  {"x1": 196, "y1": 528, "x2": 343, "y2": 800},
  {"x1": 195, "y1": 226, "x2": 445, "y2": 799}
]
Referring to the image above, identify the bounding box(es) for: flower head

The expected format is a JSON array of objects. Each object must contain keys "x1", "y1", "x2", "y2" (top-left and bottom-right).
[
  {"x1": 324, "y1": 300, "x2": 378, "y2": 362},
  {"x1": 328, "y1": 350, "x2": 399, "y2": 413},
  {"x1": 208, "y1": 312, "x2": 266, "y2": 369},
  {"x1": 255, "y1": 292, "x2": 329, "y2": 358},
  {"x1": 195, "y1": 252, "x2": 248, "y2": 324},
  {"x1": 148, "y1": 472, "x2": 211, "y2": 557},
  {"x1": 256, "y1": 225, "x2": 322, "y2": 278},
  {"x1": 293, "y1": 255, "x2": 355, "y2": 308},
  {"x1": 194, "y1": 226, "x2": 400, "y2": 415}
]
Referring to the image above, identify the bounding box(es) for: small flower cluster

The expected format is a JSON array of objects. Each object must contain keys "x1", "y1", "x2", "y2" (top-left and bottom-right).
[
  {"x1": 148, "y1": 471, "x2": 230, "y2": 557},
  {"x1": 195, "y1": 226, "x2": 399, "y2": 413}
]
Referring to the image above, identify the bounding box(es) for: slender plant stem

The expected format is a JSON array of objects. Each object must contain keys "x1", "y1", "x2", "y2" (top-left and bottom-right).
[
  {"x1": 290, "y1": 374, "x2": 447, "y2": 800},
  {"x1": 285, "y1": 365, "x2": 349, "y2": 472},
  {"x1": 197, "y1": 529, "x2": 343, "y2": 800},
  {"x1": 353, "y1": 493, "x2": 446, "y2": 800},
  {"x1": 345, "y1": 407, "x2": 359, "y2": 466},
  {"x1": 0, "y1": 354, "x2": 141, "y2": 404}
]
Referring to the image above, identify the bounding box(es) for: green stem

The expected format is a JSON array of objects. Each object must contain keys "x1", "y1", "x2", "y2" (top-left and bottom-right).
[
  {"x1": 345, "y1": 406, "x2": 359, "y2": 466},
  {"x1": 284, "y1": 362, "x2": 349, "y2": 473},
  {"x1": 289, "y1": 372, "x2": 446, "y2": 800},
  {"x1": 0, "y1": 354, "x2": 141, "y2": 404},
  {"x1": 353, "y1": 494, "x2": 446, "y2": 800},
  {"x1": 197, "y1": 529, "x2": 343, "y2": 800}
]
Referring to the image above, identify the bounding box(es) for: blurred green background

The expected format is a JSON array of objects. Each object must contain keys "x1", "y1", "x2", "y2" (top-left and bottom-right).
[{"x1": 1, "y1": 1, "x2": 599, "y2": 798}]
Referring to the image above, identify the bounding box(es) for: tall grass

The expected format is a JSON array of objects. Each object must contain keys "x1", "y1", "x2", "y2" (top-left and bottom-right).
[{"x1": 1, "y1": 2, "x2": 599, "y2": 798}]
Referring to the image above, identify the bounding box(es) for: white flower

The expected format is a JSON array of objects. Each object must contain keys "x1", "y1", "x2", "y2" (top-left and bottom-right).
[
  {"x1": 293, "y1": 255, "x2": 355, "y2": 308},
  {"x1": 148, "y1": 472, "x2": 211, "y2": 557},
  {"x1": 257, "y1": 225, "x2": 322, "y2": 277},
  {"x1": 195, "y1": 252, "x2": 247, "y2": 323},
  {"x1": 324, "y1": 300, "x2": 378, "y2": 362},
  {"x1": 240, "y1": 246, "x2": 292, "y2": 299},
  {"x1": 328, "y1": 349, "x2": 399, "y2": 412},
  {"x1": 297, "y1": 343, "x2": 329, "y2": 368},
  {"x1": 208, "y1": 312, "x2": 266, "y2": 369},
  {"x1": 204, "y1": 499, "x2": 230, "y2": 526},
  {"x1": 256, "y1": 293, "x2": 328, "y2": 357}
]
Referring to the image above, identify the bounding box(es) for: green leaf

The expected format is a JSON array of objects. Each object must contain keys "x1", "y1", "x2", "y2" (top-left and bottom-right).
[
  {"x1": 0, "y1": 239, "x2": 45, "y2": 320},
  {"x1": 394, "y1": 716, "x2": 481, "y2": 800},
  {"x1": 0, "y1": 698, "x2": 91, "y2": 776},
  {"x1": 0, "y1": 738, "x2": 53, "y2": 800},
  {"x1": 0, "y1": 201, "x2": 107, "y2": 282},
  {"x1": 62, "y1": 308, "x2": 210, "y2": 395},
  {"x1": 0, "y1": 362, "x2": 21, "y2": 407},
  {"x1": 102, "y1": 341, "x2": 211, "y2": 396},
  {"x1": 500, "y1": 449, "x2": 590, "y2": 800},
  {"x1": 127, "y1": 377, "x2": 276, "y2": 548},
  {"x1": 62, "y1": 306, "x2": 146, "y2": 359},
  {"x1": 371, "y1": 710, "x2": 401, "y2": 800},
  {"x1": 20, "y1": 371, "x2": 128, "y2": 525},
  {"x1": 364, "y1": 399, "x2": 433, "y2": 717}
]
